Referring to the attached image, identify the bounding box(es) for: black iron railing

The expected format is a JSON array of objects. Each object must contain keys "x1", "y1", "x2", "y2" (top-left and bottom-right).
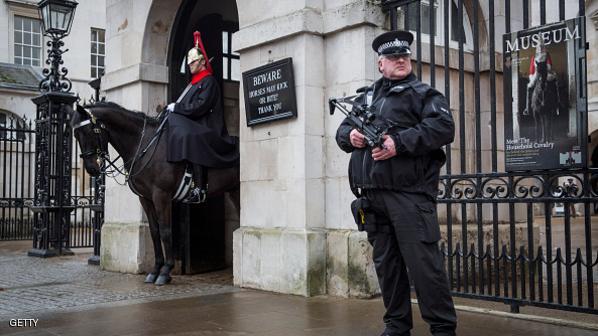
[
  {"x1": 0, "y1": 120, "x2": 35, "y2": 240},
  {"x1": 0, "y1": 117, "x2": 104, "y2": 250}
]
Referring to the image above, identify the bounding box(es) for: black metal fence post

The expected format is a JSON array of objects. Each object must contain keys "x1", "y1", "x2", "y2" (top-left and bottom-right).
[
  {"x1": 86, "y1": 75, "x2": 105, "y2": 265},
  {"x1": 87, "y1": 175, "x2": 104, "y2": 265},
  {"x1": 28, "y1": 93, "x2": 77, "y2": 257}
]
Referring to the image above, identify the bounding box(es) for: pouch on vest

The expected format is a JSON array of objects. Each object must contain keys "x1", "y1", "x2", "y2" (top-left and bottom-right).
[{"x1": 350, "y1": 197, "x2": 376, "y2": 232}]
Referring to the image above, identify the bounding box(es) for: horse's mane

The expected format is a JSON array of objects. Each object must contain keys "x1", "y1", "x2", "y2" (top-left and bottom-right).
[{"x1": 84, "y1": 101, "x2": 160, "y2": 126}]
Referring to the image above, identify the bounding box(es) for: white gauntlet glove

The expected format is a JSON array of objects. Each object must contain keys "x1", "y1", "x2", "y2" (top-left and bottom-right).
[{"x1": 166, "y1": 103, "x2": 175, "y2": 112}]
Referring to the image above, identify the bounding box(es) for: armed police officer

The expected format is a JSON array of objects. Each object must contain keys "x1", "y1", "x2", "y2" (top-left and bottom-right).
[
  {"x1": 335, "y1": 30, "x2": 457, "y2": 336},
  {"x1": 165, "y1": 31, "x2": 239, "y2": 203}
]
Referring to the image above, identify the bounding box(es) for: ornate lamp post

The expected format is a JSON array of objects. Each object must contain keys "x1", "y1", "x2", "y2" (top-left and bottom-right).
[{"x1": 28, "y1": 0, "x2": 78, "y2": 258}]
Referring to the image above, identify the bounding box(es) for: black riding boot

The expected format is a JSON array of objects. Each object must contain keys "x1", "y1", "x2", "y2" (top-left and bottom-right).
[
  {"x1": 183, "y1": 164, "x2": 207, "y2": 204},
  {"x1": 524, "y1": 86, "x2": 533, "y2": 116}
]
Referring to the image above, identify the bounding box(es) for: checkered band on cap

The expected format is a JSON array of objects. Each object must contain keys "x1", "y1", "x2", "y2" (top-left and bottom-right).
[
  {"x1": 377, "y1": 38, "x2": 410, "y2": 54},
  {"x1": 372, "y1": 30, "x2": 414, "y2": 56}
]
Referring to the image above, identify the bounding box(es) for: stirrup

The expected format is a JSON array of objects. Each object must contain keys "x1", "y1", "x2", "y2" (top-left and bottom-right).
[{"x1": 182, "y1": 187, "x2": 207, "y2": 204}]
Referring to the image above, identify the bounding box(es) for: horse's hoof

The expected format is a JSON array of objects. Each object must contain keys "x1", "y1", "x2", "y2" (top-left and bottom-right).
[
  {"x1": 155, "y1": 274, "x2": 172, "y2": 286},
  {"x1": 144, "y1": 273, "x2": 158, "y2": 283}
]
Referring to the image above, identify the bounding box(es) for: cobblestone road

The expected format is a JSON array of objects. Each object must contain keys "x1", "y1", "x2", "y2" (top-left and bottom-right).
[{"x1": 0, "y1": 242, "x2": 238, "y2": 321}]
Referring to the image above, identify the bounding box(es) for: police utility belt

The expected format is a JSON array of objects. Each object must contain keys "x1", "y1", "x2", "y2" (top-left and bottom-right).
[
  {"x1": 348, "y1": 154, "x2": 390, "y2": 232},
  {"x1": 348, "y1": 162, "x2": 391, "y2": 233},
  {"x1": 350, "y1": 196, "x2": 391, "y2": 233}
]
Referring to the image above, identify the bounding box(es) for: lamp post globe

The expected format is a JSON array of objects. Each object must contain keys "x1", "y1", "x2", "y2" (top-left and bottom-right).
[{"x1": 38, "y1": 0, "x2": 78, "y2": 39}]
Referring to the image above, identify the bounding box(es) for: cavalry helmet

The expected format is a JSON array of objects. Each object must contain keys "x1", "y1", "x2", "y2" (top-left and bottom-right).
[{"x1": 187, "y1": 31, "x2": 208, "y2": 66}]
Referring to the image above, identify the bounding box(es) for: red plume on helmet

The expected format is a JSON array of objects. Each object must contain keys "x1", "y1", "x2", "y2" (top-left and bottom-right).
[{"x1": 193, "y1": 31, "x2": 213, "y2": 73}]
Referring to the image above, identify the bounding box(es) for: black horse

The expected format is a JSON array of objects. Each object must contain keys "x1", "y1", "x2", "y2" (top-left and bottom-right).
[
  {"x1": 66, "y1": 102, "x2": 240, "y2": 285},
  {"x1": 528, "y1": 57, "x2": 560, "y2": 142}
]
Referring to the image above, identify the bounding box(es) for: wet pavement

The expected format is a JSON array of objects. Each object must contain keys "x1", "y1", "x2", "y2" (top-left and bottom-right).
[
  {"x1": 0, "y1": 241, "x2": 238, "y2": 320},
  {"x1": 2, "y1": 290, "x2": 597, "y2": 336},
  {"x1": 1, "y1": 241, "x2": 597, "y2": 336}
]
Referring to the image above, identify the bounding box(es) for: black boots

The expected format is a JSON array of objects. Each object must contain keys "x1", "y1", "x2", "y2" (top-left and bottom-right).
[{"x1": 183, "y1": 164, "x2": 207, "y2": 204}]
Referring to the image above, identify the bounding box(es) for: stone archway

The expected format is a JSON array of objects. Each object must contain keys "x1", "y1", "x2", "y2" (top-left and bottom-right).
[
  {"x1": 143, "y1": 0, "x2": 241, "y2": 273},
  {"x1": 167, "y1": 0, "x2": 239, "y2": 134},
  {"x1": 100, "y1": 0, "x2": 240, "y2": 275},
  {"x1": 137, "y1": 0, "x2": 182, "y2": 112},
  {"x1": 140, "y1": 0, "x2": 240, "y2": 134}
]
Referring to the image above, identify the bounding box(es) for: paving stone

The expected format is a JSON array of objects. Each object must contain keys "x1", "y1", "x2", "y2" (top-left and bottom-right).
[{"x1": 0, "y1": 249, "x2": 237, "y2": 320}]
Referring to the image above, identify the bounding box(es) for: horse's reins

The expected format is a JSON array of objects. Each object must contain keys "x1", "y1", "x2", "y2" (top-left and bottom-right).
[
  {"x1": 125, "y1": 84, "x2": 190, "y2": 178},
  {"x1": 126, "y1": 116, "x2": 148, "y2": 179},
  {"x1": 125, "y1": 112, "x2": 170, "y2": 197},
  {"x1": 73, "y1": 107, "x2": 166, "y2": 189},
  {"x1": 75, "y1": 85, "x2": 192, "y2": 194}
]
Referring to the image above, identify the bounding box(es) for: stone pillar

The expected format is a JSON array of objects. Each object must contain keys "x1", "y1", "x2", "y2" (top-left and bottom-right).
[
  {"x1": 99, "y1": 0, "x2": 176, "y2": 273},
  {"x1": 323, "y1": 5, "x2": 385, "y2": 297},
  {"x1": 233, "y1": 2, "x2": 327, "y2": 296},
  {"x1": 233, "y1": 0, "x2": 383, "y2": 297}
]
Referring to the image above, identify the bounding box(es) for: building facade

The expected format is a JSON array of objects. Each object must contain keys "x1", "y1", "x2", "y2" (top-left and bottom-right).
[
  {"x1": 69, "y1": 0, "x2": 598, "y2": 299},
  {"x1": 0, "y1": 0, "x2": 106, "y2": 121}
]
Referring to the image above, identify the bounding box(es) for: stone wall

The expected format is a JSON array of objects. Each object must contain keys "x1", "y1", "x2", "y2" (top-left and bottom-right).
[
  {"x1": 233, "y1": 0, "x2": 385, "y2": 297},
  {"x1": 100, "y1": 0, "x2": 172, "y2": 274},
  {"x1": 0, "y1": 0, "x2": 106, "y2": 119}
]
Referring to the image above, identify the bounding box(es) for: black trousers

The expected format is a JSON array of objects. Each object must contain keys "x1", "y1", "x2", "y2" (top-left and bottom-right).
[{"x1": 364, "y1": 190, "x2": 457, "y2": 336}]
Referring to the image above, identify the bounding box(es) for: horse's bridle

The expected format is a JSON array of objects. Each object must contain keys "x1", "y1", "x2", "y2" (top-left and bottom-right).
[
  {"x1": 72, "y1": 108, "x2": 125, "y2": 175},
  {"x1": 73, "y1": 110, "x2": 108, "y2": 159},
  {"x1": 72, "y1": 106, "x2": 158, "y2": 183}
]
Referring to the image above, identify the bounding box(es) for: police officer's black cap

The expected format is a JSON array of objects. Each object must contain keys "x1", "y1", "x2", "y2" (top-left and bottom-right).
[{"x1": 372, "y1": 30, "x2": 414, "y2": 56}]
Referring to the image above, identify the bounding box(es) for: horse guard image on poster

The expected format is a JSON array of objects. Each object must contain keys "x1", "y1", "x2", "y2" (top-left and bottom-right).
[{"x1": 503, "y1": 17, "x2": 587, "y2": 172}]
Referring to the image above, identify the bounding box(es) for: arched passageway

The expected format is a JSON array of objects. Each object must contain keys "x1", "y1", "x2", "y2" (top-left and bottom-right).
[{"x1": 143, "y1": 0, "x2": 240, "y2": 273}]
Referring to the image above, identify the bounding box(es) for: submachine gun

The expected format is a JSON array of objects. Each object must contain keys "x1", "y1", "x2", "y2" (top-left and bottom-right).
[{"x1": 328, "y1": 87, "x2": 396, "y2": 148}]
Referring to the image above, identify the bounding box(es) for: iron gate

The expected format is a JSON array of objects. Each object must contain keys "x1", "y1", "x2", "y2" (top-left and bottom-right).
[
  {"x1": 0, "y1": 119, "x2": 35, "y2": 240},
  {"x1": 0, "y1": 115, "x2": 104, "y2": 249},
  {"x1": 381, "y1": 0, "x2": 595, "y2": 314}
]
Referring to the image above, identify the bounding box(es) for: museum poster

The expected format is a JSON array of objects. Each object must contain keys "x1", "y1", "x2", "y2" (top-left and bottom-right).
[{"x1": 503, "y1": 17, "x2": 587, "y2": 172}]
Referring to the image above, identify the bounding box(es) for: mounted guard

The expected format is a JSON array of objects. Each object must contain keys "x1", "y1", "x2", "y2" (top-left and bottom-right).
[
  {"x1": 524, "y1": 42, "x2": 561, "y2": 142},
  {"x1": 165, "y1": 31, "x2": 239, "y2": 203}
]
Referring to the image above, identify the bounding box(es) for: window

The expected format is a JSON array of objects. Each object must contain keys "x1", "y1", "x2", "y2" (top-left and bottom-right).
[
  {"x1": 399, "y1": 0, "x2": 474, "y2": 50},
  {"x1": 449, "y1": 0, "x2": 467, "y2": 44},
  {"x1": 14, "y1": 16, "x2": 42, "y2": 66},
  {"x1": 91, "y1": 28, "x2": 105, "y2": 78},
  {"x1": 0, "y1": 114, "x2": 6, "y2": 140},
  {"x1": 405, "y1": 0, "x2": 437, "y2": 36},
  {"x1": 222, "y1": 31, "x2": 240, "y2": 81}
]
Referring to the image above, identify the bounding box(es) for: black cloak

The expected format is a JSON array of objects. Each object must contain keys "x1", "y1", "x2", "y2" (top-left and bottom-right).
[{"x1": 166, "y1": 75, "x2": 239, "y2": 168}]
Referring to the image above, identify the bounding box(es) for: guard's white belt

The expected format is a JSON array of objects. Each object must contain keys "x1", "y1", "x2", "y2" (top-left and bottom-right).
[{"x1": 73, "y1": 119, "x2": 92, "y2": 130}]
